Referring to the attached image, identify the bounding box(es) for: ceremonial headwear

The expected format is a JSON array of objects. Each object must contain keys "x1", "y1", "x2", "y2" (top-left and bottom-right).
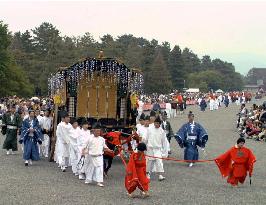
[
  {"x1": 63, "y1": 113, "x2": 69, "y2": 118},
  {"x1": 139, "y1": 113, "x2": 145, "y2": 120},
  {"x1": 188, "y1": 111, "x2": 194, "y2": 117},
  {"x1": 144, "y1": 115, "x2": 150, "y2": 121},
  {"x1": 92, "y1": 122, "x2": 102, "y2": 129},
  {"x1": 150, "y1": 110, "x2": 156, "y2": 117},
  {"x1": 154, "y1": 116, "x2": 162, "y2": 124},
  {"x1": 162, "y1": 111, "x2": 167, "y2": 117},
  {"x1": 71, "y1": 118, "x2": 78, "y2": 124},
  {"x1": 82, "y1": 120, "x2": 89, "y2": 125},
  {"x1": 28, "y1": 109, "x2": 35, "y2": 113}
]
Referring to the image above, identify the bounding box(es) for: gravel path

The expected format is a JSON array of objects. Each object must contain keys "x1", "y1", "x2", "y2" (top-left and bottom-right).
[{"x1": 1, "y1": 100, "x2": 266, "y2": 205}]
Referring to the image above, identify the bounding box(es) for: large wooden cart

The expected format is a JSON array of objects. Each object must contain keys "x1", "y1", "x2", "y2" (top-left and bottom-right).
[{"x1": 49, "y1": 54, "x2": 143, "y2": 124}]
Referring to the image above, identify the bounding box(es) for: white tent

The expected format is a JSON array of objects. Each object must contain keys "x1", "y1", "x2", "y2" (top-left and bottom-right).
[
  {"x1": 215, "y1": 89, "x2": 224, "y2": 93},
  {"x1": 30, "y1": 97, "x2": 40, "y2": 101},
  {"x1": 185, "y1": 88, "x2": 199, "y2": 93}
]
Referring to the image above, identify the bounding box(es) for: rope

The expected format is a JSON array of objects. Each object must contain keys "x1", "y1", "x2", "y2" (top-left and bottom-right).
[{"x1": 145, "y1": 155, "x2": 214, "y2": 163}]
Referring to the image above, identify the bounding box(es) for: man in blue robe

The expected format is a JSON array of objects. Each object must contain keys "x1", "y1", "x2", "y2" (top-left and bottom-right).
[
  {"x1": 224, "y1": 95, "x2": 230, "y2": 108},
  {"x1": 199, "y1": 98, "x2": 207, "y2": 112},
  {"x1": 19, "y1": 110, "x2": 43, "y2": 166},
  {"x1": 175, "y1": 111, "x2": 208, "y2": 167}
]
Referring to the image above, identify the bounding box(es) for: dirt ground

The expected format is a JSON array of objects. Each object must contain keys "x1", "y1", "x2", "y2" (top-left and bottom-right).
[{"x1": 1, "y1": 99, "x2": 266, "y2": 205}]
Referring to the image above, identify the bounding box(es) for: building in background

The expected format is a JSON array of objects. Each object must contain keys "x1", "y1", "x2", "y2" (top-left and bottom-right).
[{"x1": 245, "y1": 68, "x2": 266, "y2": 91}]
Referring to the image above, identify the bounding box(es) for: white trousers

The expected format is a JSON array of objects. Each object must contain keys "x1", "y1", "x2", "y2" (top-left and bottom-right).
[
  {"x1": 57, "y1": 142, "x2": 70, "y2": 167},
  {"x1": 146, "y1": 148, "x2": 164, "y2": 173},
  {"x1": 171, "y1": 109, "x2": 177, "y2": 118},
  {"x1": 69, "y1": 144, "x2": 79, "y2": 174},
  {"x1": 147, "y1": 158, "x2": 164, "y2": 173},
  {"x1": 41, "y1": 134, "x2": 50, "y2": 157},
  {"x1": 85, "y1": 155, "x2": 104, "y2": 183},
  {"x1": 209, "y1": 102, "x2": 214, "y2": 111}
]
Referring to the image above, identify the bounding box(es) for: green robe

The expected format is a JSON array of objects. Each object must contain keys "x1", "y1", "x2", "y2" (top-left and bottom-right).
[{"x1": 2, "y1": 112, "x2": 22, "y2": 151}]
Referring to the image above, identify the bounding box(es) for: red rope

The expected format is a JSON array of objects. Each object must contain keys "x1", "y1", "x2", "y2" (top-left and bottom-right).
[
  {"x1": 145, "y1": 155, "x2": 214, "y2": 163},
  {"x1": 119, "y1": 151, "x2": 128, "y2": 167}
]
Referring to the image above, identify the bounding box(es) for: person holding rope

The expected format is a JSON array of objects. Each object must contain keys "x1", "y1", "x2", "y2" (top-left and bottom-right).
[
  {"x1": 83, "y1": 123, "x2": 113, "y2": 187},
  {"x1": 125, "y1": 142, "x2": 149, "y2": 198},
  {"x1": 215, "y1": 138, "x2": 256, "y2": 187},
  {"x1": 77, "y1": 120, "x2": 91, "y2": 180},
  {"x1": 175, "y1": 111, "x2": 208, "y2": 167}
]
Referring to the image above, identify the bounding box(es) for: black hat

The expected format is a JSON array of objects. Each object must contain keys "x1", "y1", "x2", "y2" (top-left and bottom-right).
[
  {"x1": 139, "y1": 113, "x2": 145, "y2": 120},
  {"x1": 150, "y1": 110, "x2": 156, "y2": 117},
  {"x1": 154, "y1": 116, "x2": 162, "y2": 124},
  {"x1": 188, "y1": 111, "x2": 194, "y2": 117},
  {"x1": 82, "y1": 120, "x2": 89, "y2": 125},
  {"x1": 92, "y1": 122, "x2": 102, "y2": 129},
  {"x1": 137, "y1": 142, "x2": 147, "y2": 152},
  {"x1": 237, "y1": 137, "x2": 245, "y2": 144},
  {"x1": 28, "y1": 109, "x2": 35, "y2": 113},
  {"x1": 144, "y1": 115, "x2": 150, "y2": 121},
  {"x1": 71, "y1": 118, "x2": 78, "y2": 124},
  {"x1": 60, "y1": 110, "x2": 68, "y2": 118}
]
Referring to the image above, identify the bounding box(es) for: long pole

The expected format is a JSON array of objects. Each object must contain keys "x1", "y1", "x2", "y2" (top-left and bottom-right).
[{"x1": 49, "y1": 104, "x2": 58, "y2": 162}]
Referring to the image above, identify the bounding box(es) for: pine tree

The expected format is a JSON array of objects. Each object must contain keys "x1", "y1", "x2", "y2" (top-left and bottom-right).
[
  {"x1": 168, "y1": 45, "x2": 185, "y2": 89},
  {"x1": 0, "y1": 21, "x2": 33, "y2": 97},
  {"x1": 145, "y1": 50, "x2": 172, "y2": 94}
]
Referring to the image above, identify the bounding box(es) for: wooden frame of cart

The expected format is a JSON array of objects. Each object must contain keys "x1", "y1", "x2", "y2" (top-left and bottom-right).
[{"x1": 48, "y1": 53, "x2": 143, "y2": 129}]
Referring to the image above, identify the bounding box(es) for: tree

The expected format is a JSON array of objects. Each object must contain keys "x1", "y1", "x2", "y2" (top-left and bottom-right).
[
  {"x1": 0, "y1": 21, "x2": 33, "y2": 97},
  {"x1": 201, "y1": 55, "x2": 213, "y2": 71},
  {"x1": 187, "y1": 70, "x2": 224, "y2": 91},
  {"x1": 5, "y1": 21, "x2": 244, "y2": 96},
  {"x1": 32, "y1": 22, "x2": 62, "y2": 56},
  {"x1": 0, "y1": 21, "x2": 11, "y2": 96},
  {"x1": 124, "y1": 42, "x2": 144, "y2": 68},
  {"x1": 182, "y1": 48, "x2": 201, "y2": 74},
  {"x1": 160, "y1": 41, "x2": 171, "y2": 63},
  {"x1": 145, "y1": 50, "x2": 172, "y2": 94},
  {"x1": 168, "y1": 45, "x2": 184, "y2": 89},
  {"x1": 76, "y1": 32, "x2": 98, "y2": 58}
]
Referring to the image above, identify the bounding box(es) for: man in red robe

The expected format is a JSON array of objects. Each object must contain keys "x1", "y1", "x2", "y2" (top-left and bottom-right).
[
  {"x1": 215, "y1": 138, "x2": 256, "y2": 187},
  {"x1": 125, "y1": 143, "x2": 149, "y2": 198}
]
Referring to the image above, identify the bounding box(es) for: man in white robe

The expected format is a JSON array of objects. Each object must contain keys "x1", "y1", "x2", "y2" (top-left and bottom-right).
[
  {"x1": 77, "y1": 121, "x2": 91, "y2": 180},
  {"x1": 214, "y1": 97, "x2": 219, "y2": 110},
  {"x1": 209, "y1": 97, "x2": 215, "y2": 111},
  {"x1": 137, "y1": 115, "x2": 150, "y2": 142},
  {"x1": 36, "y1": 110, "x2": 44, "y2": 155},
  {"x1": 134, "y1": 113, "x2": 146, "y2": 149},
  {"x1": 165, "y1": 101, "x2": 172, "y2": 119},
  {"x1": 218, "y1": 95, "x2": 223, "y2": 107},
  {"x1": 83, "y1": 123, "x2": 112, "y2": 187},
  {"x1": 54, "y1": 117, "x2": 64, "y2": 164},
  {"x1": 56, "y1": 114, "x2": 72, "y2": 172},
  {"x1": 40, "y1": 110, "x2": 52, "y2": 158},
  {"x1": 137, "y1": 99, "x2": 144, "y2": 120},
  {"x1": 69, "y1": 119, "x2": 81, "y2": 175},
  {"x1": 36, "y1": 110, "x2": 43, "y2": 123},
  {"x1": 144, "y1": 116, "x2": 169, "y2": 181}
]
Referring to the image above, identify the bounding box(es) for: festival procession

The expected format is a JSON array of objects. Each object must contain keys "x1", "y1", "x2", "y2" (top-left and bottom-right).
[{"x1": 1, "y1": 1, "x2": 266, "y2": 205}]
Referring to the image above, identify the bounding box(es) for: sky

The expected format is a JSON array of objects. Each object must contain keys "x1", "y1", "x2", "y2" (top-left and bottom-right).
[{"x1": 1, "y1": 0, "x2": 266, "y2": 75}]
